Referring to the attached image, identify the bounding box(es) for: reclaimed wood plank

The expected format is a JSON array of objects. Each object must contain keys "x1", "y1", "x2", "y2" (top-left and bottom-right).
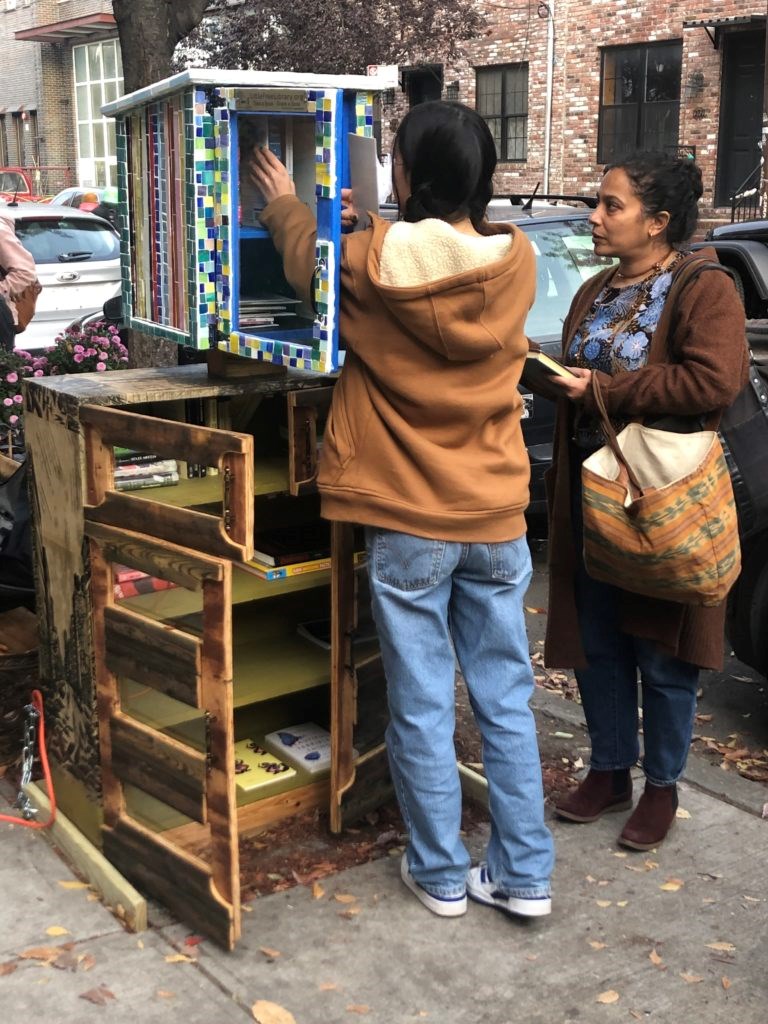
[
  {"x1": 85, "y1": 521, "x2": 224, "y2": 589},
  {"x1": 104, "y1": 605, "x2": 202, "y2": 707},
  {"x1": 102, "y1": 817, "x2": 236, "y2": 950},
  {"x1": 110, "y1": 714, "x2": 207, "y2": 823}
]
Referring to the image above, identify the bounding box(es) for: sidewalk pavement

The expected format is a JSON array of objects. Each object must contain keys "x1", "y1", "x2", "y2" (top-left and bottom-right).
[{"x1": 2, "y1": 711, "x2": 767, "y2": 1024}]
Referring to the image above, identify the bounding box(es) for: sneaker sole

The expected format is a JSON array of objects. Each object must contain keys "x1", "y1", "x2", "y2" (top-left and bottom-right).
[
  {"x1": 467, "y1": 883, "x2": 552, "y2": 919},
  {"x1": 555, "y1": 797, "x2": 633, "y2": 823},
  {"x1": 400, "y1": 857, "x2": 467, "y2": 918}
]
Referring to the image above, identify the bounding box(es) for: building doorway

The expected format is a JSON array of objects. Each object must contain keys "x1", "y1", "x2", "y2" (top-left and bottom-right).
[{"x1": 715, "y1": 29, "x2": 764, "y2": 207}]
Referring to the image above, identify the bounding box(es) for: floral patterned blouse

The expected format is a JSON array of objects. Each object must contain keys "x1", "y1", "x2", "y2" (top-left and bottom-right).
[{"x1": 567, "y1": 253, "x2": 685, "y2": 374}]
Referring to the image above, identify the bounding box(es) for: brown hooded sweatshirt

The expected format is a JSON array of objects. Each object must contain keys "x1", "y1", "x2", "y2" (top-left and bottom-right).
[{"x1": 260, "y1": 194, "x2": 535, "y2": 542}]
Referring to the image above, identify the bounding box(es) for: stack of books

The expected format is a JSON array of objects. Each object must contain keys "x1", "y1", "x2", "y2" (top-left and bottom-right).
[
  {"x1": 114, "y1": 448, "x2": 180, "y2": 492},
  {"x1": 239, "y1": 293, "x2": 302, "y2": 331}
]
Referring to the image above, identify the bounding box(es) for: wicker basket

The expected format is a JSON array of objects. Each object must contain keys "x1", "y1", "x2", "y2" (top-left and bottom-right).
[{"x1": 0, "y1": 607, "x2": 38, "y2": 773}]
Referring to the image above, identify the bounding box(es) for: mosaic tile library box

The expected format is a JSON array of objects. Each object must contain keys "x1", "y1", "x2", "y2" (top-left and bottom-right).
[{"x1": 25, "y1": 70, "x2": 397, "y2": 950}]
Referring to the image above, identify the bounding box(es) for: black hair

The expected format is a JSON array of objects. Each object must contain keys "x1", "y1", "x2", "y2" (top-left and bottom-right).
[
  {"x1": 393, "y1": 101, "x2": 497, "y2": 231},
  {"x1": 608, "y1": 151, "x2": 704, "y2": 244}
]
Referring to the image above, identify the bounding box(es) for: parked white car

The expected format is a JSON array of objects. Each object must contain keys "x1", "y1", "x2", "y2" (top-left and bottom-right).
[{"x1": 0, "y1": 203, "x2": 121, "y2": 350}]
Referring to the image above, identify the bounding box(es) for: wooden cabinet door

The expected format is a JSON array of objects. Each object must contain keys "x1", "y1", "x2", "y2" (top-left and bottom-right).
[
  {"x1": 329, "y1": 523, "x2": 392, "y2": 832},
  {"x1": 286, "y1": 386, "x2": 334, "y2": 495},
  {"x1": 85, "y1": 519, "x2": 241, "y2": 950},
  {"x1": 81, "y1": 404, "x2": 255, "y2": 561}
]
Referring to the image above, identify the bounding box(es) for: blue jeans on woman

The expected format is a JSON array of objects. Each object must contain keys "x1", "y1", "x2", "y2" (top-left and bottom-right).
[
  {"x1": 365, "y1": 526, "x2": 554, "y2": 900},
  {"x1": 570, "y1": 446, "x2": 700, "y2": 786}
]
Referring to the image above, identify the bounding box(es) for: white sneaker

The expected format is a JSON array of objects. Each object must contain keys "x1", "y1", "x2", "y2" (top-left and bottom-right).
[
  {"x1": 400, "y1": 854, "x2": 467, "y2": 917},
  {"x1": 467, "y1": 864, "x2": 551, "y2": 918}
]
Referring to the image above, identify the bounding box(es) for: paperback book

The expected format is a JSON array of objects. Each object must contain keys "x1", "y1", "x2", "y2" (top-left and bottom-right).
[
  {"x1": 264, "y1": 722, "x2": 356, "y2": 775},
  {"x1": 233, "y1": 739, "x2": 296, "y2": 794},
  {"x1": 520, "y1": 350, "x2": 576, "y2": 401}
]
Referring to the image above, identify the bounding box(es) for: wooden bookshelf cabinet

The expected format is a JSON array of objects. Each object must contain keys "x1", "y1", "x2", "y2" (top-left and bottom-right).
[{"x1": 25, "y1": 364, "x2": 390, "y2": 950}]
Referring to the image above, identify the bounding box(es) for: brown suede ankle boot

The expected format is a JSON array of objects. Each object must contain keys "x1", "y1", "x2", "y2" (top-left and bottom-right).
[
  {"x1": 618, "y1": 782, "x2": 678, "y2": 851},
  {"x1": 555, "y1": 769, "x2": 633, "y2": 823}
]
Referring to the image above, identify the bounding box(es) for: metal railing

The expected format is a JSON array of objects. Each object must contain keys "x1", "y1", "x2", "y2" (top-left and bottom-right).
[{"x1": 730, "y1": 161, "x2": 761, "y2": 223}]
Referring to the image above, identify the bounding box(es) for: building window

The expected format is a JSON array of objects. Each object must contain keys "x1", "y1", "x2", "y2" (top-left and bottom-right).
[
  {"x1": 72, "y1": 39, "x2": 123, "y2": 187},
  {"x1": 476, "y1": 64, "x2": 528, "y2": 162},
  {"x1": 598, "y1": 42, "x2": 682, "y2": 164}
]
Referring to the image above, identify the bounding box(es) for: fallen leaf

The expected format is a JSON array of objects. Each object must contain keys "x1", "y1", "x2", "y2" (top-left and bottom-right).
[
  {"x1": 588, "y1": 941, "x2": 607, "y2": 950},
  {"x1": 596, "y1": 900, "x2": 612, "y2": 908},
  {"x1": 259, "y1": 947, "x2": 281, "y2": 959},
  {"x1": 251, "y1": 1001, "x2": 298, "y2": 1024},
  {"x1": 706, "y1": 942, "x2": 736, "y2": 952},
  {"x1": 164, "y1": 953, "x2": 194, "y2": 964},
  {"x1": 57, "y1": 881, "x2": 89, "y2": 891},
  {"x1": 676, "y1": 808, "x2": 691, "y2": 820},
  {"x1": 319, "y1": 982, "x2": 338, "y2": 991},
  {"x1": 660, "y1": 879, "x2": 685, "y2": 892},
  {"x1": 722, "y1": 977, "x2": 732, "y2": 990},
  {"x1": 346, "y1": 1006, "x2": 370, "y2": 1015},
  {"x1": 156, "y1": 990, "x2": 176, "y2": 999},
  {"x1": 45, "y1": 927, "x2": 70, "y2": 938},
  {"x1": 334, "y1": 893, "x2": 357, "y2": 904},
  {"x1": 596, "y1": 990, "x2": 620, "y2": 1004},
  {"x1": 79, "y1": 985, "x2": 116, "y2": 1006},
  {"x1": 649, "y1": 949, "x2": 663, "y2": 966},
  {"x1": 680, "y1": 973, "x2": 704, "y2": 984},
  {"x1": 312, "y1": 881, "x2": 325, "y2": 900},
  {"x1": 0, "y1": 962, "x2": 18, "y2": 976}
]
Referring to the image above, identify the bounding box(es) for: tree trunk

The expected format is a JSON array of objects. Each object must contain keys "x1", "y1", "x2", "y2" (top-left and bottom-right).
[{"x1": 112, "y1": 0, "x2": 211, "y2": 367}]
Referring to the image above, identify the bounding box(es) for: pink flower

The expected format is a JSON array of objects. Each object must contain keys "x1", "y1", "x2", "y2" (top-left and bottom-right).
[
  {"x1": 33, "y1": 369, "x2": 44, "y2": 377},
  {"x1": 5, "y1": 372, "x2": 17, "y2": 383},
  {"x1": 73, "y1": 353, "x2": 84, "y2": 363},
  {"x1": 9, "y1": 415, "x2": 18, "y2": 425},
  {"x1": 96, "y1": 362, "x2": 106, "y2": 371},
  {"x1": 13, "y1": 395, "x2": 22, "y2": 404},
  {"x1": 2, "y1": 398, "x2": 12, "y2": 407}
]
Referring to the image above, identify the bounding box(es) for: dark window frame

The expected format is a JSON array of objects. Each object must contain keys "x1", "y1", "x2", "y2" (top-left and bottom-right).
[
  {"x1": 597, "y1": 41, "x2": 683, "y2": 165},
  {"x1": 476, "y1": 63, "x2": 529, "y2": 163}
]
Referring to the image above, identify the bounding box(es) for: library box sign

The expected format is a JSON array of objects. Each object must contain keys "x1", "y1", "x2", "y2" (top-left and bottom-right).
[{"x1": 103, "y1": 68, "x2": 392, "y2": 373}]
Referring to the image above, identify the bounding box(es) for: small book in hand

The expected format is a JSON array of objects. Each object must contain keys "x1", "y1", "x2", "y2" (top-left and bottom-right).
[{"x1": 520, "y1": 351, "x2": 576, "y2": 400}]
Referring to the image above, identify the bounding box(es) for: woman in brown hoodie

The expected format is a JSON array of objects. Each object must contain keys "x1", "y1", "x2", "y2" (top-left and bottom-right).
[
  {"x1": 546, "y1": 152, "x2": 748, "y2": 850},
  {"x1": 251, "y1": 101, "x2": 553, "y2": 921}
]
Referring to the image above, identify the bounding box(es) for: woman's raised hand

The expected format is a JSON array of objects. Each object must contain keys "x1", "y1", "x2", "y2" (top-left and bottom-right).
[{"x1": 248, "y1": 146, "x2": 295, "y2": 204}]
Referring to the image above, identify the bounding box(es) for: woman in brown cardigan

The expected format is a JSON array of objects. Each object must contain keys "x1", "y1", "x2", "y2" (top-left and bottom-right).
[{"x1": 546, "y1": 152, "x2": 748, "y2": 850}]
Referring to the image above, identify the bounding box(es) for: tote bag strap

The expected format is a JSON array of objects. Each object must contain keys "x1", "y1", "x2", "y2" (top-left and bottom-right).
[{"x1": 590, "y1": 374, "x2": 645, "y2": 499}]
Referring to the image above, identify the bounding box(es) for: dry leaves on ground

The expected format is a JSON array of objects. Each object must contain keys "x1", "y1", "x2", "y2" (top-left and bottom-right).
[{"x1": 251, "y1": 1001, "x2": 298, "y2": 1024}]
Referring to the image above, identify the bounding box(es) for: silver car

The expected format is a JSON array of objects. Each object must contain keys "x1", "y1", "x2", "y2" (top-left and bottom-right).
[{"x1": 0, "y1": 203, "x2": 121, "y2": 350}]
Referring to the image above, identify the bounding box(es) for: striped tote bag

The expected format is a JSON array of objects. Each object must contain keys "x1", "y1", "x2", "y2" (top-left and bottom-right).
[{"x1": 581, "y1": 378, "x2": 741, "y2": 607}]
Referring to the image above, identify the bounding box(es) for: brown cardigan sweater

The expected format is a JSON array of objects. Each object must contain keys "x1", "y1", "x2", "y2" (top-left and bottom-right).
[{"x1": 544, "y1": 249, "x2": 749, "y2": 671}]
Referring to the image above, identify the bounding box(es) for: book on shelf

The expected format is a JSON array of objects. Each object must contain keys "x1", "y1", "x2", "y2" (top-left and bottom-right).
[
  {"x1": 242, "y1": 549, "x2": 366, "y2": 581},
  {"x1": 114, "y1": 573, "x2": 177, "y2": 600},
  {"x1": 233, "y1": 739, "x2": 296, "y2": 794},
  {"x1": 296, "y1": 617, "x2": 378, "y2": 651},
  {"x1": 252, "y1": 522, "x2": 331, "y2": 567},
  {"x1": 114, "y1": 458, "x2": 178, "y2": 478},
  {"x1": 264, "y1": 722, "x2": 357, "y2": 775},
  {"x1": 519, "y1": 350, "x2": 576, "y2": 400},
  {"x1": 115, "y1": 471, "x2": 180, "y2": 492}
]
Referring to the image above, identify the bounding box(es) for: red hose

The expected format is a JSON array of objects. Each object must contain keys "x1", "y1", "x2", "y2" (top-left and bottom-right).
[{"x1": 0, "y1": 689, "x2": 57, "y2": 829}]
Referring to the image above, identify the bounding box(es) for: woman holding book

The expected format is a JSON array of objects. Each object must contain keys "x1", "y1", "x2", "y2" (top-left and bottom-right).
[
  {"x1": 545, "y1": 152, "x2": 747, "y2": 849},
  {"x1": 250, "y1": 101, "x2": 553, "y2": 920}
]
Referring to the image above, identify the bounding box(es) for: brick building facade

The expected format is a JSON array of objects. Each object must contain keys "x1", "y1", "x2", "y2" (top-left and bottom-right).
[
  {"x1": 384, "y1": 1, "x2": 766, "y2": 219},
  {"x1": 1, "y1": 0, "x2": 118, "y2": 192}
]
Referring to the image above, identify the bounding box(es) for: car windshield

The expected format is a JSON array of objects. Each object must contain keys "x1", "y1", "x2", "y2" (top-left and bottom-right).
[
  {"x1": 14, "y1": 217, "x2": 119, "y2": 264},
  {"x1": 523, "y1": 220, "x2": 615, "y2": 340}
]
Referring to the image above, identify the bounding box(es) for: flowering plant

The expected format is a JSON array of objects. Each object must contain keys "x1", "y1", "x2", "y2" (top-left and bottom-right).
[{"x1": 45, "y1": 320, "x2": 129, "y2": 375}]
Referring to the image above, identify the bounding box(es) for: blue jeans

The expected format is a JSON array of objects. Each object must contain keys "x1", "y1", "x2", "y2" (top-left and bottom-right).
[
  {"x1": 365, "y1": 527, "x2": 554, "y2": 900},
  {"x1": 571, "y1": 447, "x2": 700, "y2": 786}
]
